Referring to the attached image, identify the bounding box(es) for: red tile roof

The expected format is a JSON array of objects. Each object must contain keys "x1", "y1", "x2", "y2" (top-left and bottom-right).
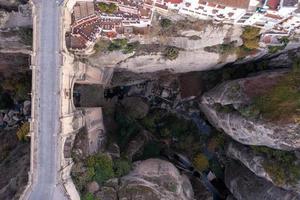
[
  {"x1": 205, "y1": 0, "x2": 250, "y2": 9},
  {"x1": 267, "y1": 0, "x2": 280, "y2": 10},
  {"x1": 165, "y1": 0, "x2": 183, "y2": 4}
]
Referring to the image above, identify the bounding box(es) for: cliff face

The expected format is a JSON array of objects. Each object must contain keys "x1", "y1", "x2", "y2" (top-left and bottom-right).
[
  {"x1": 88, "y1": 24, "x2": 243, "y2": 73},
  {"x1": 199, "y1": 70, "x2": 300, "y2": 150}
]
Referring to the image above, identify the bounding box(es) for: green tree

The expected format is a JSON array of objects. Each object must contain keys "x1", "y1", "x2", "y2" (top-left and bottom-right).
[
  {"x1": 160, "y1": 18, "x2": 172, "y2": 29},
  {"x1": 87, "y1": 153, "x2": 114, "y2": 184}
]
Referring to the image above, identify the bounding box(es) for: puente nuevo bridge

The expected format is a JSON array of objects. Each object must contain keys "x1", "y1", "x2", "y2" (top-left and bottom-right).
[{"x1": 20, "y1": 0, "x2": 113, "y2": 199}]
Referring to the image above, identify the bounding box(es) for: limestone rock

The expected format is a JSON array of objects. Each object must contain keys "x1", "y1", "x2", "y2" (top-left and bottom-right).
[
  {"x1": 226, "y1": 142, "x2": 300, "y2": 194},
  {"x1": 225, "y1": 160, "x2": 300, "y2": 200},
  {"x1": 117, "y1": 159, "x2": 195, "y2": 200},
  {"x1": 200, "y1": 70, "x2": 300, "y2": 150},
  {"x1": 94, "y1": 159, "x2": 195, "y2": 200},
  {"x1": 87, "y1": 181, "x2": 100, "y2": 193}
]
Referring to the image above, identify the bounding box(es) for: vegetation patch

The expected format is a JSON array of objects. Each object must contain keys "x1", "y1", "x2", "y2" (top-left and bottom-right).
[
  {"x1": 160, "y1": 18, "x2": 172, "y2": 29},
  {"x1": 204, "y1": 41, "x2": 237, "y2": 55},
  {"x1": 237, "y1": 26, "x2": 260, "y2": 58},
  {"x1": 73, "y1": 152, "x2": 132, "y2": 197},
  {"x1": 252, "y1": 63, "x2": 300, "y2": 122},
  {"x1": 94, "y1": 39, "x2": 140, "y2": 54},
  {"x1": 193, "y1": 153, "x2": 209, "y2": 172},
  {"x1": 97, "y1": 2, "x2": 118, "y2": 14},
  {"x1": 252, "y1": 146, "x2": 300, "y2": 185},
  {"x1": 267, "y1": 36, "x2": 290, "y2": 54},
  {"x1": 16, "y1": 122, "x2": 29, "y2": 142},
  {"x1": 93, "y1": 39, "x2": 111, "y2": 53},
  {"x1": 164, "y1": 46, "x2": 179, "y2": 60},
  {"x1": 87, "y1": 153, "x2": 115, "y2": 184},
  {"x1": 17, "y1": 27, "x2": 33, "y2": 46}
]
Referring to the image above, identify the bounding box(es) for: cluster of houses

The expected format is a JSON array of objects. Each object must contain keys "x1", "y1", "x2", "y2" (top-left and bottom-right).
[
  {"x1": 66, "y1": 0, "x2": 300, "y2": 52},
  {"x1": 66, "y1": 0, "x2": 153, "y2": 52}
]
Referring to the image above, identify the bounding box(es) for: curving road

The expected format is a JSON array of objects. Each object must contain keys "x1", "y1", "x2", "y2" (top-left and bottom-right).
[{"x1": 25, "y1": 0, "x2": 68, "y2": 199}]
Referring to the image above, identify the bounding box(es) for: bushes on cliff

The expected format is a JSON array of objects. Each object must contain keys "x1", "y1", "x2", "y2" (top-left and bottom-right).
[
  {"x1": 164, "y1": 46, "x2": 179, "y2": 60},
  {"x1": 252, "y1": 146, "x2": 300, "y2": 185},
  {"x1": 237, "y1": 26, "x2": 260, "y2": 57},
  {"x1": 240, "y1": 26, "x2": 260, "y2": 49},
  {"x1": 16, "y1": 122, "x2": 29, "y2": 141}
]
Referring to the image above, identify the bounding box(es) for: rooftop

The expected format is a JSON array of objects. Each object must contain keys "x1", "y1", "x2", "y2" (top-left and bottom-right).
[{"x1": 202, "y1": 0, "x2": 251, "y2": 9}]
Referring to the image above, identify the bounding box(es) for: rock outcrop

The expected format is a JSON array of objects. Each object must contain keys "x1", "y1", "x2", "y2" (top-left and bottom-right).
[
  {"x1": 226, "y1": 142, "x2": 300, "y2": 194},
  {"x1": 96, "y1": 159, "x2": 195, "y2": 200},
  {"x1": 199, "y1": 70, "x2": 300, "y2": 150},
  {"x1": 225, "y1": 160, "x2": 300, "y2": 200}
]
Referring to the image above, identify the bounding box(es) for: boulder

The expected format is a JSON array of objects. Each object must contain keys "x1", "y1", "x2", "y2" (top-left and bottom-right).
[
  {"x1": 117, "y1": 159, "x2": 195, "y2": 200},
  {"x1": 87, "y1": 181, "x2": 100, "y2": 193},
  {"x1": 98, "y1": 159, "x2": 195, "y2": 200}
]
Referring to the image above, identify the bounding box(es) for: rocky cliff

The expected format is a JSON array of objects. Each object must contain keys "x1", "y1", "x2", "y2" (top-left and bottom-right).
[
  {"x1": 225, "y1": 160, "x2": 300, "y2": 200},
  {"x1": 226, "y1": 142, "x2": 300, "y2": 194},
  {"x1": 199, "y1": 70, "x2": 300, "y2": 150}
]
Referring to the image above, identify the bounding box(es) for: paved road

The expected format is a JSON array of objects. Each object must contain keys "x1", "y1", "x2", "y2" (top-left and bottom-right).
[{"x1": 26, "y1": 0, "x2": 67, "y2": 199}]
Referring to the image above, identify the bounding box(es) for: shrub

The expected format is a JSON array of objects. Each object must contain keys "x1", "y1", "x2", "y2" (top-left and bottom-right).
[
  {"x1": 238, "y1": 26, "x2": 260, "y2": 53},
  {"x1": 122, "y1": 41, "x2": 140, "y2": 54},
  {"x1": 193, "y1": 153, "x2": 209, "y2": 172},
  {"x1": 16, "y1": 122, "x2": 30, "y2": 142},
  {"x1": 87, "y1": 153, "x2": 114, "y2": 184},
  {"x1": 263, "y1": 162, "x2": 286, "y2": 185},
  {"x1": 94, "y1": 39, "x2": 111, "y2": 53},
  {"x1": 164, "y1": 46, "x2": 179, "y2": 60},
  {"x1": 108, "y1": 39, "x2": 128, "y2": 51},
  {"x1": 113, "y1": 159, "x2": 131, "y2": 177},
  {"x1": 97, "y1": 2, "x2": 118, "y2": 14},
  {"x1": 83, "y1": 192, "x2": 95, "y2": 200},
  {"x1": 160, "y1": 18, "x2": 172, "y2": 29},
  {"x1": 17, "y1": 27, "x2": 33, "y2": 46}
]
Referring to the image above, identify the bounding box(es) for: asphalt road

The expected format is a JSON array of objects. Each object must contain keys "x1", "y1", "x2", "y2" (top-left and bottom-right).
[{"x1": 27, "y1": 0, "x2": 67, "y2": 199}]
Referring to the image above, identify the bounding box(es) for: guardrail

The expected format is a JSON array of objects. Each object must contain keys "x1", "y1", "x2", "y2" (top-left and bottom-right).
[{"x1": 20, "y1": 0, "x2": 39, "y2": 198}]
